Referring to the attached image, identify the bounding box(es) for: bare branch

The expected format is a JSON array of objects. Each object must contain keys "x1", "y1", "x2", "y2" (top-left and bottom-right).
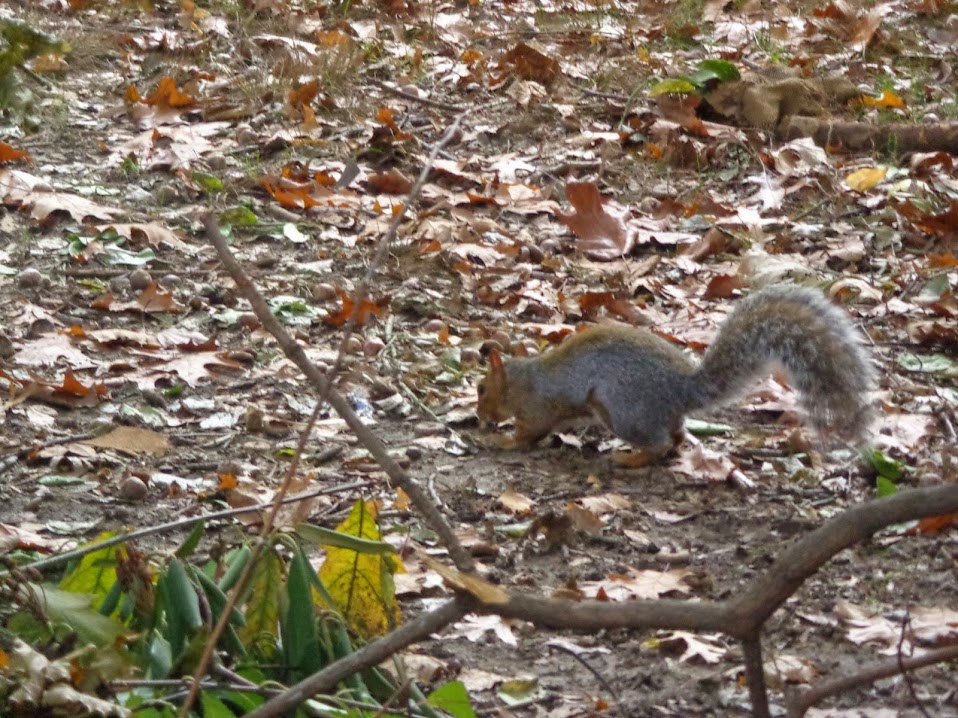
[{"x1": 786, "y1": 643, "x2": 958, "y2": 718}]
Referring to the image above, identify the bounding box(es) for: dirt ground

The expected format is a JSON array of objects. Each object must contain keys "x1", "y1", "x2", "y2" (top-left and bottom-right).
[{"x1": 1, "y1": 0, "x2": 957, "y2": 716}]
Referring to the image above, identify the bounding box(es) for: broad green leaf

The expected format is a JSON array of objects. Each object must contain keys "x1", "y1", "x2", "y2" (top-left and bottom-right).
[
  {"x1": 696, "y1": 59, "x2": 740, "y2": 81},
  {"x1": 317, "y1": 501, "x2": 403, "y2": 637},
  {"x1": 428, "y1": 680, "x2": 478, "y2": 718},
  {"x1": 876, "y1": 476, "x2": 898, "y2": 498},
  {"x1": 687, "y1": 67, "x2": 724, "y2": 87},
  {"x1": 862, "y1": 449, "x2": 904, "y2": 481},
  {"x1": 239, "y1": 547, "x2": 283, "y2": 655},
  {"x1": 281, "y1": 544, "x2": 323, "y2": 678},
  {"x1": 200, "y1": 691, "x2": 236, "y2": 718},
  {"x1": 33, "y1": 583, "x2": 127, "y2": 646},
  {"x1": 59, "y1": 532, "x2": 122, "y2": 610}
]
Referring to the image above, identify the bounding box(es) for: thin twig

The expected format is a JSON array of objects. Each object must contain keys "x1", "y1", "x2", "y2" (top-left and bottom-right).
[
  {"x1": 0, "y1": 431, "x2": 97, "y2": 476},
  {"x1": 897, "y1": 614, "x2": 933, "y2": 718},
  {"x1": 371, "y1": 78, "x2": 466, "y2": 112},
  {"x1": 188, "y1": 111, "x2": 477, "y2": 714},
  {"x1": 547, "y1": 641, "x2": 622, "y2": 716},
  {"x1": 9, "y1": 481, "x2": 369, "y2": 576}
]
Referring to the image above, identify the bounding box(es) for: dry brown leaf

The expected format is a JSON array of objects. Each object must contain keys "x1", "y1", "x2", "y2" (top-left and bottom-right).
[
  {"x1": 83, "y1": 427, "x2": 170, "y2": 457},
  {"x1": 555, "y1": 182, "x2": 635, "y2": 260}
]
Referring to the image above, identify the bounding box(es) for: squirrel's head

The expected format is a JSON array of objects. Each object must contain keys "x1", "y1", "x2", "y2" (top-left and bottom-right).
[{"x1": 476, "y1": 347, "x2": 509, "y2": 424}]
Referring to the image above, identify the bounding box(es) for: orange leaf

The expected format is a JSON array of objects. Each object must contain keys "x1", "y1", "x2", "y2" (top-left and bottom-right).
[
  {"x1": 861, "y1": 89, "x2": 905, "y2": 109},
  {"x1": 0, "y1": 142, "x2": 32, "y2": 164},
  {"x1": 145, "y1": 77, "x2": 195, "y2": 109},
  {"x1": 929, "y1": 252, "x2": 958, "y2": 268},
  {"x1": 906, "y1": 513, "x2": 958, "y2": 535},
  {"x1": 288, "y1": 79, "x2": 319, "y2": 108},
  {"x1": 136, "y1": 282, "x2": 185, "y2": 313},
  {"x1": 324, "y1": 289, "x2": 388, "y2": 327}
]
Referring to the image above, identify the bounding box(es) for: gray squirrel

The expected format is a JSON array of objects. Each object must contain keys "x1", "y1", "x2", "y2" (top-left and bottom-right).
[{"x1": 477, "y1": 285, "x2": 875, "y2": 459}]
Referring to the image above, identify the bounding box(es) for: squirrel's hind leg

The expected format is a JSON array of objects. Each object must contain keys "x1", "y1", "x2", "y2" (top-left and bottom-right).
[{"x1": 587, "y1": 392, "x2": 684, "y2": 464}]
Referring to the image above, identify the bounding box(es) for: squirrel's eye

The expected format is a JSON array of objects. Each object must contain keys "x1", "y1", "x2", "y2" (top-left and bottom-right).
[{"x1": 477, "y1": 382, "x2": 485, "y2": 396}]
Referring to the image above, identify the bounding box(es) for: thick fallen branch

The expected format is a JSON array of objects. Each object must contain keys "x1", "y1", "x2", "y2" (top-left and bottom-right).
[
  {"x1": 786, "y1": 642, "x2": 958, "y2": 718},
  {"x1": 484, "y1": 485, "x2": 958, "y2": 635},
  {"x1": 234, "y1": 484, "x2": 958, "y2": 717}
]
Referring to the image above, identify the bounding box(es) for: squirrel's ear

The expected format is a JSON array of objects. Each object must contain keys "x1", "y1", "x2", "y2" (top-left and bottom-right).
[{"x1": 489, "y1": 347, "x2": 504, "y2": 371}]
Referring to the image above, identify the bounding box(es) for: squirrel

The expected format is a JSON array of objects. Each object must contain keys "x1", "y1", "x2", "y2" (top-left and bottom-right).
[{"x1": 476, "y1": 285, "x2": 875, "y2": 459}]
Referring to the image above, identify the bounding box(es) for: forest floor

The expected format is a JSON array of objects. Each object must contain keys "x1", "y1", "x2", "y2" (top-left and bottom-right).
[{"x1": 1, "y1": 0, "x2": 957, "y2": 716}]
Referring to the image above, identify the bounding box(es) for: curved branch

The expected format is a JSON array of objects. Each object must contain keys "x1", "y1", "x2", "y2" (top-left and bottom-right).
[
  {"x1": 473, "y1": 485, "x2": 958, "y2": 637},
  {"x1": 786, "y1": 643, "x2": 958, "y2": 718}
]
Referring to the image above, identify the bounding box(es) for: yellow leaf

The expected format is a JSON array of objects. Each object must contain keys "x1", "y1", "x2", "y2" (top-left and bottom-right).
[
  {"x1": 317, "y1": 500, "x2": 402, "y2": 637},
  {"x1": 845, "y1": 167, "x2": 887, "y2": 192}
]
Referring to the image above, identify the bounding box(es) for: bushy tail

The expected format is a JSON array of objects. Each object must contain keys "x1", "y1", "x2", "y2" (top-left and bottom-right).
[{"x1": 693, "y1": 285, "x2": 875, "y2": 439}]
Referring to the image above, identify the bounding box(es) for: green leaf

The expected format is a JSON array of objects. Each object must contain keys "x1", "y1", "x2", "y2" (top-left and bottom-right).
[
  {"x1": 200, "y1": 691, "x2": 237, "y2": 718},
  {"x1": 158, "y1": 559, "x2": 203, "y2": 658},
  {"x1": 33, "y1": 583, "x2": 128, "y2": 646},
  {"x1": 101, "y1": 244, "x2": 156, "y2": 267},
  {"x1": 148, "y1": 634, "x2": 173, "y2": 679},
  {"x1": 98, "y1": 579, "x2": 123, "y2": 617},
  {"x1": 876, "y1": 476, "x2": 898, "y2": 498},
  {"x1": 59, "y1": 532, "x2": 121, "y2": 610},
  {"x1": 239, "y1": 547, "x2": 282, "y2": 656},
  {"x1": 175, "y1": 520, "x2": 205, "y2": 559},
  {"x1": 296, "y1": 522, "x2": 397, "y2": 555},
  {"x1": 191, "y1": 171, "x2": 224, "y2": 193},
  {"x1": 218, "y1": 545, "x2": 252, "y2": 593},
  {"x1": 192, "y1": 567, "x2": 246, "y2": 628},
  {"x1": 497, "y1": 678, "x2": 545, "y2": 706},
  {"x1": 684, "y1": 418, "x2": 734, "y2": 436},
  {"x1": 220, "y1": 206, "x2": 258, "y2": 226},
  {"x1": 649, "y1": 78, "x2": 697, "y2": 96},
  {"x1": 897, "y1": 352, "x2": 958, "y2": 377},
  {"x1": 281, "y1": 543, "x2": 323, "y2": 678},
  {"x1": 428, "y1": 681, "x2": 478, "y2": 718},
  {"x1": 696, "y1": 59, "x2": 740, "y2": 81},
  {"x1": 862, "y1": 449, "x2": 904, "y2": 481}
]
